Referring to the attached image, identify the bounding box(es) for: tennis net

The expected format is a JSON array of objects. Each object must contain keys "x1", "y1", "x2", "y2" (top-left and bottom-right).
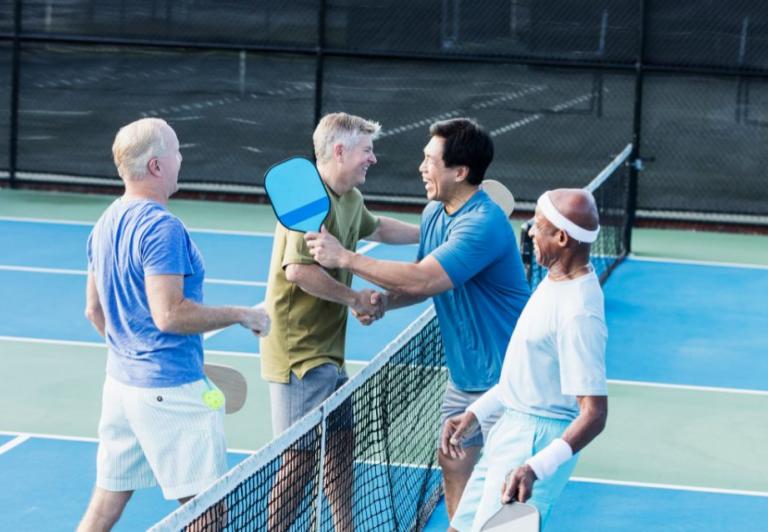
[
  {"x1": 150, "y1": 306, "x2": 446, "y2": 531},
  {"x1": 520, "y1": 143, "x2": 634, "y2": 288}
]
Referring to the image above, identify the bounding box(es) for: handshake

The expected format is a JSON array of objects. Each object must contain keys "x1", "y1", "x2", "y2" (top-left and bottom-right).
[{"x1": 351, "y1": 289, "x2": 387, "y2": 326}]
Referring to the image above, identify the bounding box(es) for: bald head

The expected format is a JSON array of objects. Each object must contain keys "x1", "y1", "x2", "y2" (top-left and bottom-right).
[{"x1": 549, "y1": 188, "x2": 599, "y2": 233}]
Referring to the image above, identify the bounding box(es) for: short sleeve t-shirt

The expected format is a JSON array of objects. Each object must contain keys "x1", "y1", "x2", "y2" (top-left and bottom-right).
[
  {"x1": 87, "y1": 199, "x2": 205, "y2": 387},
  {"x1": 418, "y1": 190, "x2": 530, "y2": 392},
  {"x1": 497, "y1": 272, "x2": 608, "y2": 420},
  {"x1": 260, "y1": 185, "x2": 379, "y2": 383}
]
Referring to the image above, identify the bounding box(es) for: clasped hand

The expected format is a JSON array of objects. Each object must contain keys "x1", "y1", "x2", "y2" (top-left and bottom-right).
[{"x1": 352, "y1": 289, "x2": 386, "y2": 326}]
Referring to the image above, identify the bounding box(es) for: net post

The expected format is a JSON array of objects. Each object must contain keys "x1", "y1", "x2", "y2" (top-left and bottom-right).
[
  {"x1": 627, "y1": 0, "x2": 648, "y2": 254},
  {"x1": 315, "y1": 403, "x2": 328, "y2": 532},
  {"x1": 626, "y1": 144, "x2": 639, "y2": 255}
]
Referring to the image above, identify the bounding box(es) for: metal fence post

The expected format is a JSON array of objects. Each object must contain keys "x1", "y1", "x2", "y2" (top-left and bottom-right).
[
  {"x1": 8, "y1": 0, "x2": 23, "y2": 188},
  {"x1": 313, "y1": 0, "x2": 327, "y2": 128},
  {"x1": 626, "y1": 0, "x2": 648, "y2": 253}
]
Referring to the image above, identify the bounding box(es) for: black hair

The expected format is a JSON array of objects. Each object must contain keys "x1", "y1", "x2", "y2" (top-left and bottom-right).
[{"x1": 429, "y1": 118, "x2": 494, "y2": 185}]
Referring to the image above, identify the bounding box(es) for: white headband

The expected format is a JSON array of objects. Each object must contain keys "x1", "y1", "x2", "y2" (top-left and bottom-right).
[{"x1": 537, "y1": 191, "x2": 600, "y2": 243}]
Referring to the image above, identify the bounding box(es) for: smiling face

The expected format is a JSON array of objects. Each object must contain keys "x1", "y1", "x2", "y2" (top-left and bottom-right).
[
  {"x1": 338, "y1": 134, "x2": 377, "y2": 190},
  {"x1": 419, "y1": 135, "x2": 462, "y2": 203}
]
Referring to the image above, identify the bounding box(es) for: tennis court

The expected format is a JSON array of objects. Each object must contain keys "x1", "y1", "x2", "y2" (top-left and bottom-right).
[{"x1": 1, "y1": 188, "x2": 767, "y2": 530}]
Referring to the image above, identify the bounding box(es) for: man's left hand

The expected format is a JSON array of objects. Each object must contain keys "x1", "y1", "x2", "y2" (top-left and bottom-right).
[
  {"x1": 501, "y1": 464, "x2": 537, "y2": 504},
  {"x1": 305, "y1": 226, "x2": 348, "y2": 269}
]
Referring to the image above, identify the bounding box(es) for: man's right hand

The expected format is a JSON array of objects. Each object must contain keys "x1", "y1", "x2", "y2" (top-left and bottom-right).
[
  {"x1": 240, "y1": 306, "x2": 271, "y2": 337},
  {"x1": 440, "y1": 411, "x2": 478, "y2": 460},
  {"x1": 351, "y1": 289, "x2": 386, "y2": 325}
]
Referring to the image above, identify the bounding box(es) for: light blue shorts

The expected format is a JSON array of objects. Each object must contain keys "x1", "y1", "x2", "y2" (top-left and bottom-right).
[
  {"x1": 451, "y1": 409, "x2": 578, "y2": 531},
  {"x1": 440, "y1": 381, "x2": 501, "y2": 449},
  {"x1": 96, "y1": 375, "x2": 228, "y2": 500},
  {"x1": 269, "y1": 363, "x2": 349, "y2": 437}
]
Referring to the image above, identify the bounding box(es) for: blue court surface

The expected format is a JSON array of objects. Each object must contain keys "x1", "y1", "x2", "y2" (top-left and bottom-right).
[
  {"x1": 2, "y1": 217, "x2": 768, "y2": 530},
  {"x1": 425, "y1": 480, "x2": 768, "y2": 531},
  {"x1": 0, "y1": 435, "x2": 250, "y2": 531},
  {"x1": 604, "y1": 258, "x2": 768, "y2": 391}
]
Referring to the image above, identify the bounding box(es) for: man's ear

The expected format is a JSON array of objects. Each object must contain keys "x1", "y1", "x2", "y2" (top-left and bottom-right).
[
  {"x1": 557, "y1": 229, "x2": 569, "y2": 247},
  {"x1": 454, "y1": 165, "x2": 470, "y2": 183},
  {"x1": 333, "y1": 143, "x2": 344, "y2": 163},
  {"x1": 147, "y1": 157, "x2": 161, "y2": 177}
]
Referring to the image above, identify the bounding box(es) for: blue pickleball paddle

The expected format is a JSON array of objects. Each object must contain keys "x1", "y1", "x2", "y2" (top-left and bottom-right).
[{"x1": 264, "y1": 157, "x2": 330, "y2": 233}]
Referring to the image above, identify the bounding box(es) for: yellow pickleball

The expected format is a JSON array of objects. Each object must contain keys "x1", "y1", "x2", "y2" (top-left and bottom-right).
[{"x1": 202, "y1": 388, "x2": 225, "y2": 410}]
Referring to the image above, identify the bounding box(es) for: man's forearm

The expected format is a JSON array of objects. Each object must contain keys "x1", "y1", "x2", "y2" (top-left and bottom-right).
[
  {"x1": 158, "y1": 300, "x2": 250, "y2": 334},
  {"x1": 560, "y1": 396, "x2": 608, "y2": 453},
  {"x1": 286, "y1": 263, "x2": 358, "y2": 307},
  {"x1": 384, "y1": 290, "x2": 427, "y2": 311},
  {"x1": 342, "y1": 253, "x2": 445, "y2": 297},
  {"x1": 86, "y1": 307, "x2": 106, "y2": 338}
]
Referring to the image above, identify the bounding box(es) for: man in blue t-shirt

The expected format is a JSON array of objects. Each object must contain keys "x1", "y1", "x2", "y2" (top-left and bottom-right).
[
  {"x1": 305, "y1": 118, "x2": 530, "y2": 519},
  {"x1": 79, "y1": 118, "x2": 271, "y2": 531}
]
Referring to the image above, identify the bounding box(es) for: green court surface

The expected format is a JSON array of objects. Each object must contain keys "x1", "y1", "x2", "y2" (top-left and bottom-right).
[
  {"x1": 0, "y1": 339, "x2": 365, "y2": 451},
  {"x1": 578, "y1": 383, "x2": 768, "y2": 492}
]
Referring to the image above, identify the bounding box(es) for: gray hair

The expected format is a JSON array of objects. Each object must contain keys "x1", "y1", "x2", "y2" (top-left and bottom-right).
[
  {"x1": 112, "y1": 118, "x2": 169, "y2": 181},
  {"x1": 312, "y1": 112, "x2": 381, "y2": 163}
]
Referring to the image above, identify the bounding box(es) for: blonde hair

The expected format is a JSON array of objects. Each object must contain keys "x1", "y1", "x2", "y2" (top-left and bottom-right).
[
  {"x1": 112, "y1": 118, "x2": 169, "y2": 181},
  {"x1": 312, "y1": 112, "x2": 381, "y2": 163}
]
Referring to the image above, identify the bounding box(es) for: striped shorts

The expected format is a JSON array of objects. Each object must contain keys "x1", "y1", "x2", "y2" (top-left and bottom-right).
[{"x1": 96, "y1": 375, "x2": 228, "y2": 500}]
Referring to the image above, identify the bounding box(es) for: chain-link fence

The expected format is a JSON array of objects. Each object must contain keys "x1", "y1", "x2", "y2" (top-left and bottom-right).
[{"x1": 1, "y1": 0, "x2": 767, "y2": 222}]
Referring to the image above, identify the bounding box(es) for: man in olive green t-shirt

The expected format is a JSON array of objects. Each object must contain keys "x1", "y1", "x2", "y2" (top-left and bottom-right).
[{"x1": 261, "y1": 112, "x2": 419, "y2": 531}]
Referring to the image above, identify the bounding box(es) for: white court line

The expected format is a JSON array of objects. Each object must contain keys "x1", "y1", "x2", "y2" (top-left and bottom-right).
[
  {"x1": 6, "y1": 334, "x2": 767, "y2": 395},
  {"x1": 357, "y1": 241, "x2": 381, "y2": 255},
  {"x1": 0, "y1": 335, "x2": 262, "y2": 358},
  {"x1": 0, "y1": 216, "x2": 275, "y2": 237},
  {"x1": 378, "y1": 85, "x2": 546, "y2": 139},
  {"x1": 490, "y1": 91, "x2": 598, "y2": 138},
  {"x1": 0, "y1": 336, "x2": 105, "y2": 349},
  {"x1": 0, "y1": 265, "x2": 266, "y2": 287},
  {"x1": 19, "y1": 135, "x2": 54, "y2": 141},
  {"x1": 630, "y1": 254, "x2": 768, "y2": 271},
  {"x1": 242, "y1": 146, "x2": 262, "y2": 153},
  {"x1": 0, "y1": 216, "x2": 94, "y2": 226},
  {"x1": 571, "y1": 476, "x2": 768, "y2": 498},
  {"x1": 0, "y1": 431, "x2": 256, "y2": 454},
  {"x1": 19, "y1": 110, "x2": 93, "y2": 116},
  {"x1": 0, "y1": 435, "x2": 30, "y2": 455},
  {"x1": 186, "y1": 227, "x2": 274, "y2": 237},
  {"x1": 5, "y1": 334, "x2": 767, "y2": 395},
  {"x1": 0, "y1": 265, "x2": 84, "y2": 276},
  {"x1": 228, "y1": 117, "x2": 261, "y2": 125},
  {"x1": 205, "y1": 349, "x2": 260, "y2": 359},
  {"x1": 205, "y1": 278, "x2": 266, "y2": 287},
  {"x1": 490, "y1": 114, "x2": 543, "y2": 136},
  {"x1": 608, "y1": 379, "x2": 768, "y2": 397}
]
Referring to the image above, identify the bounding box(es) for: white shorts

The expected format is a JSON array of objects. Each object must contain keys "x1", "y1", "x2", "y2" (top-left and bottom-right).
[
  {"x1": 451, "y1": 410, "x2": 578, "y2": 531},
  {"x1": 96, "y1": 375, "x2": 228, "y2": 500}
]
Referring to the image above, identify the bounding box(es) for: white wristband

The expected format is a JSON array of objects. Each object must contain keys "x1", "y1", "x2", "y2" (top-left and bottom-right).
[{"x1": 525, "y1": 438, "x2": 573, "y2": 480}]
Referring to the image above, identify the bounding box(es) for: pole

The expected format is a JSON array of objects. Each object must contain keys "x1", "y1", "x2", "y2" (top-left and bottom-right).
[
  {"x1": 625, "y1": 0, "x2": 647, "y2": 254},
  {"x1": 9, "y1": 0, "x2": 23, "y2": 188}
]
